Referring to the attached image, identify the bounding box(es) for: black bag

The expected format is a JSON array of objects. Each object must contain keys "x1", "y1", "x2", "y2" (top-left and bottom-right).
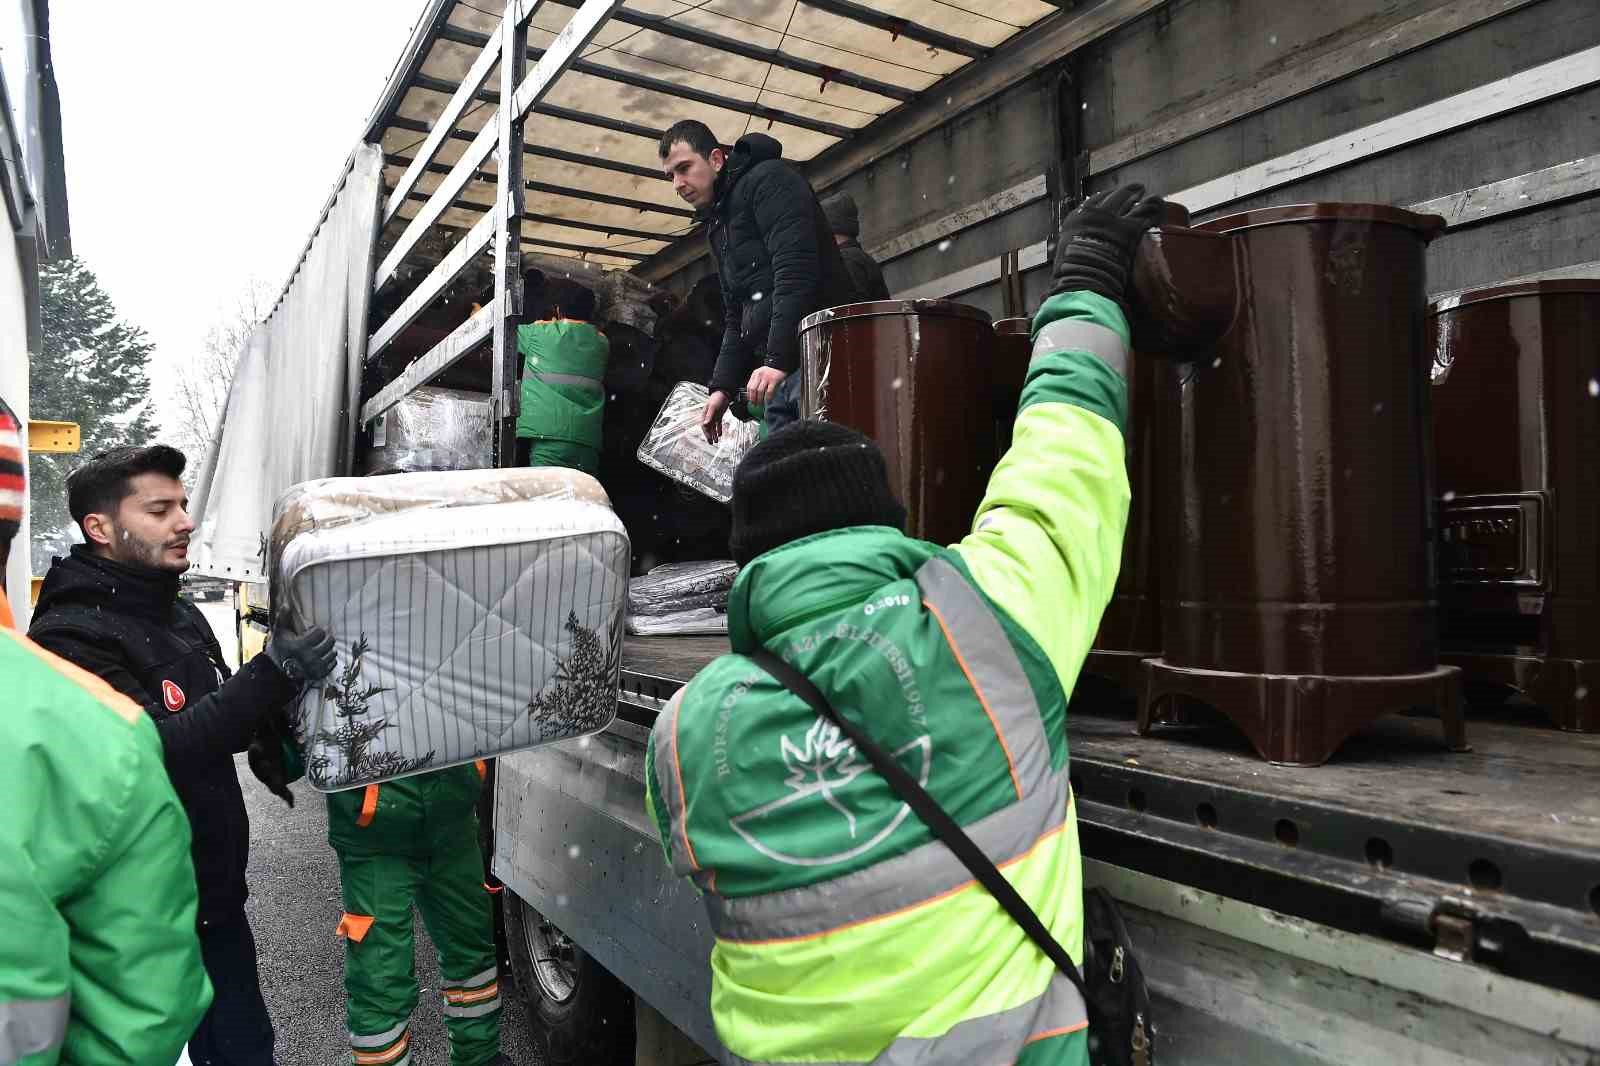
[{"x1": 748, "y1": 649, "x2": 1155, "y2": 1066}]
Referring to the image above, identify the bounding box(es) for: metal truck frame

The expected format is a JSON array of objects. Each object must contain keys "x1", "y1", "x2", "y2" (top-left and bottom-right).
[{"x1": 206, "y1": 1, "x2": 1600, "y2": 1061}]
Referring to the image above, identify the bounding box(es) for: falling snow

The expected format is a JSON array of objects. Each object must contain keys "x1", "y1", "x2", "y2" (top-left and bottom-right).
[
  {"x1": 1442, "y1": 490, "x2": 1456, "y2": 502},
  {"x1": 937, "y1": 239, "x2": 952, "y2": 252},
  {"x1": 1589, "y1": 378, "x2": 1599, "y2": 397},
  {"x1": 567, "y1": 844, "x2": 582, "y2": 859}
]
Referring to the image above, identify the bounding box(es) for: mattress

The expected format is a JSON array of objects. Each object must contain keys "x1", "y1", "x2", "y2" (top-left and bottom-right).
[{"x1": 271, "y1": 468, "x2": 630, "y2": 791}]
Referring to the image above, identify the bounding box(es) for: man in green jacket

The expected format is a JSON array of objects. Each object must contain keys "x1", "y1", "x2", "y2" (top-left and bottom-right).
[
  {"x1": 515, "y1": 276, "x2": 609, "y2": 476},
  {"x1": 644, "y1": 185, "x2": 1166, "y2": 1064},
  {"x1": 0, "y1": 395, "x2": 211, "y2": 1065}
]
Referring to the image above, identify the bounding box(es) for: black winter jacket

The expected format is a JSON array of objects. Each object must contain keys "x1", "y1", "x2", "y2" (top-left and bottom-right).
[
  {"x1": 838, "y1": 238, "x2": 891, "y2": 300},
  {"x1": 29, "y1": 547, "x2": 298, "y2": 925},
  {"x1": 704, "y1": 133, "x2": 859, "y2": 397}
]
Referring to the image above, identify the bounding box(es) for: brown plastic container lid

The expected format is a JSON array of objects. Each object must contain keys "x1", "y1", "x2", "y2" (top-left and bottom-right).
[
  {"x1": 1197, "y1": 202, "x2": 1446, "y2": 238},
  {"x1": 1429, "y1": 278, "x2": 1600, "y2": 315},
  {"x1": 799, "y1": 299, "x2": 992, "y2": 334},
  {"x1": 993, "y1": 316, "x2": 1030, "y2": 336}
]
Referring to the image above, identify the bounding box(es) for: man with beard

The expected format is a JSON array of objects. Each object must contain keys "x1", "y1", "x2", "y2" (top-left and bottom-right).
[{"x1": 29, "y1": 444, "x2": 338, "y2": 1066}]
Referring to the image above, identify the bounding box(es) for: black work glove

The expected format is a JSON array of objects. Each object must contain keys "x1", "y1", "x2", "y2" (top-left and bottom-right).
[
  {"x1": 247, "y1": 730, "x2": 296, "y2": 807},
  {"x1": 265, "y1": 619, "x2": 338, "y2": 684},
  {"x1": 1048, "y1": 183, "x2": 1170, "y2": 312}
]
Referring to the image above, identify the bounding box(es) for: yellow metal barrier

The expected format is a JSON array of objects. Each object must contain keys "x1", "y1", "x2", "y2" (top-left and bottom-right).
[{"x1": 28, "y1": 420, "x2": 80, "y2": 453}]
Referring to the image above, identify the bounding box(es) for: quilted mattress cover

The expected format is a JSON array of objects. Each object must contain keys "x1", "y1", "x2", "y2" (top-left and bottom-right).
[{"x1": 271, "y1": 468, "x2": 630, "y2": 791}]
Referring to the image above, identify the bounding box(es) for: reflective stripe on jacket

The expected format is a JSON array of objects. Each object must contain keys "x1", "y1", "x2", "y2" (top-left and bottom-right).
[
  {"x1": 515, "y1": 319, "x2": 609, "y2": 450},
  {"x1": 645, "y1": 291, "x2": 1131, "y2": 1064}
]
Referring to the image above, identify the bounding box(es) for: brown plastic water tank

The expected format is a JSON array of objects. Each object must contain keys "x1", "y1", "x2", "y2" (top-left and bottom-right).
[
  {"x1": 1133, "y1": 203, "x2": 1464, "y2": 764},
  {"x1": 1430, "y1": 280, "x2": 1600, "y2": 732},
  {"x1": 798, "y1": 300, "x2": 996, "y2": 545},
  {"x1": 992, "y1": 317, "x2": 1031, "y2": 461}
]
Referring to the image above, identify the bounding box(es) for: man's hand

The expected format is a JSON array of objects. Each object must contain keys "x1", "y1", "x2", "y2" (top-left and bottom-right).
[
  {"x1": 1049, "y1": 183, "x2": 1169, "y2": 312},
  {"x1": 701, "y1": 389, "x2": 732, "y2": 444},
  {"x1": 265, "y1": 622, "x2": 338, "y2": 684},
  {"x1": 746, "y1": 366, "x2": 787, "y2": 408}
]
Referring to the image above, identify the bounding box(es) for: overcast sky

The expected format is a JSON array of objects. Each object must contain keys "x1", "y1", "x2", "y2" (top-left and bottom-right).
[{"x1": 51, "y1": 1, "x2": 422, "y2": 438}]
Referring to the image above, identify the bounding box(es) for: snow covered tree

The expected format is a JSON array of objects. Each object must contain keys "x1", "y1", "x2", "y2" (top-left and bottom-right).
[{"x1": 29, "y1": 256, "x2": 158, "y2": 572}]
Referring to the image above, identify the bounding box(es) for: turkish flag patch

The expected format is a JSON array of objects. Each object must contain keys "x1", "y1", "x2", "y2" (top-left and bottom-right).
[{"x1": 162, "y1": 680, "x2": 186, "y2": 712}]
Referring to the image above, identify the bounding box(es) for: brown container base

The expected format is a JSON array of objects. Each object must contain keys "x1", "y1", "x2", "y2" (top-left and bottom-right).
[
  {"x1": 1138, "y1": 660, "x2": 1467, "y2": 766},
  {"x1": 1445, "y1": 651, "x2": 1600, "y2": 732},
  {"x1": 1087, "y1": 649, "x2": 1158, "y2": 694}
]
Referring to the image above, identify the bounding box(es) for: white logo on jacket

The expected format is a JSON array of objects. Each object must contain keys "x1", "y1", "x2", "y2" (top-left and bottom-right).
[{"x1": 728, "y1": 715, "x2": 931, "y2": 867}]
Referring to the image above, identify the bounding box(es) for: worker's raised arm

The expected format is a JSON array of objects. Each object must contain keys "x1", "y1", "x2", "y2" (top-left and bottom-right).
[{"x1": 953, "y1": 185, "x2": 1168, "y2": 692}]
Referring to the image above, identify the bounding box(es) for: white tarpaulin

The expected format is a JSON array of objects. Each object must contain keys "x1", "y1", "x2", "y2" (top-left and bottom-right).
[{"x1": 190, "y1": 144, "x2": 384, "y2": 582}]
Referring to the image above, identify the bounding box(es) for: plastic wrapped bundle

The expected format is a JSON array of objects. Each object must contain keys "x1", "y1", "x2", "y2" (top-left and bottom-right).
[
  {"x1": 627, "y1": 560, "x2": 738, "y2": 617},
  {"x1": 636, "y1": 381, "x2": 760, "y2": 504},
  {"x1": 362, "y1": 386, "x2": 491, "y2": 474},
  {"x1": 627, "y1": 607, "x2": 729, "y2": 636},
  {"x1": 269, "y1": 467, "x2": 629, "y2": 791}
]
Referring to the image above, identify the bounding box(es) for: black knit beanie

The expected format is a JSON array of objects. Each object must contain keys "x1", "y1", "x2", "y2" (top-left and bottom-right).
[
  {"x1": 729, "y1": 420, "x2": 906, "y2": 565},
  {"x1": 820, "y1": 193, "x2": 860, "y2": 239}
]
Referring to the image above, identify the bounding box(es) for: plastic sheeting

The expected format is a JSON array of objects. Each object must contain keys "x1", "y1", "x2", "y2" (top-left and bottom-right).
[
  {"x1": 271, "y1": 467, "x2": 629, "y2": 790},
  {"x1": 189, "y1": 145, "x2": 384, "y2": 582},
  {"x1": 362, "y1": 386, "x2": 491, "y2": 475},
  {"x1": 636, "y1": 381, "x2": 760, "y2": 504}
]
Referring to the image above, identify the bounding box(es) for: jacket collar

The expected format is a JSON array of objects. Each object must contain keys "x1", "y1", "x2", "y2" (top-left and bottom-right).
[
  {"x1": 727, "y1": 526, "x2": 938, "y2": 650},
  {"x1": 708, "y1": 132, "x2": 785, "y2": 219},
  {"x1": 34, "y1": 544, "x2": 183, "y2": 623}
]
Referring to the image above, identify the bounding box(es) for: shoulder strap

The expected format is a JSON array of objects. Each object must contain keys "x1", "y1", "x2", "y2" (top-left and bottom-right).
[{"x1": 746, "y1": 649, "x2": 1095, "y2": 1014}]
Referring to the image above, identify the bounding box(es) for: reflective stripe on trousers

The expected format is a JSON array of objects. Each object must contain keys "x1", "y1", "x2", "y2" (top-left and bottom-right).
[
  {"x1": 0, "y1": 994, "x2": 70, "y2": 1061},
  {"x1": 720, "y1": 969, "x2": 1088, "y2": 1066}
]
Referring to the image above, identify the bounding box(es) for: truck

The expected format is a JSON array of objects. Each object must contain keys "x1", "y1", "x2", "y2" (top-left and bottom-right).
[{"x1": 192, "y1": 0, "x2": 1600, "y2": 1062}]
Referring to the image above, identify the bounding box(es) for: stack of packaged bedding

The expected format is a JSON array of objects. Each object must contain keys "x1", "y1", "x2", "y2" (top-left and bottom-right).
[
  {"x1": 625, "y1": 559, "x2": 738, "y2": 636},
  {"x1": 269, "y1": 467, "x2": 630, "y2": 790},
  {"x1": 361, "y1": 386, "x2": 491, "y2": 474}
]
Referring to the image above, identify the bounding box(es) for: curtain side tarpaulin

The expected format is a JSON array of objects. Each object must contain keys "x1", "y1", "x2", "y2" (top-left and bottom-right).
[{"x1": 190, "y1": 144, "x2": 383, "y2": 582}]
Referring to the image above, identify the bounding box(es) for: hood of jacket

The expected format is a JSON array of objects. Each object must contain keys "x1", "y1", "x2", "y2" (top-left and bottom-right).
[
  {"x1": 726, "y1": 525, "x2": 940, "y2": 650},
  {"x1": 34, "y1": 545, "x2": 183, "y2": 624},
  {"x1": 708, "y1": 132, "x2": 785, "y2": 218}
]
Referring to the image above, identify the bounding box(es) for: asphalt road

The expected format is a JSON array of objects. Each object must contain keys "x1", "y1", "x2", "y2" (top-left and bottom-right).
[{"x1": 238, "y1": 757, "x2": 545, "y2": 1065}]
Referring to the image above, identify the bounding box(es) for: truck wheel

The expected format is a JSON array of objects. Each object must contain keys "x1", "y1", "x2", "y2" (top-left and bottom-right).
[{"x1": 502, "y1": 890, "x2": 634, "y2": 1065}]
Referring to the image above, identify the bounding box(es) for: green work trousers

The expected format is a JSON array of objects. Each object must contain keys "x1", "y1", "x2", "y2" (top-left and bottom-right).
[
  {"x1": 336, "y1": 825, "x2": 501, "y2": 1066},
  {"x1": 526, "y1": 437, "x2": 600, "y2": 477}
]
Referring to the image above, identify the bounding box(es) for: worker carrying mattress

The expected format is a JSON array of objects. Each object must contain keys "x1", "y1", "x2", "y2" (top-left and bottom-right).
[{"x1": 268, "y1": 467, "x2": 630, "y2": 790}]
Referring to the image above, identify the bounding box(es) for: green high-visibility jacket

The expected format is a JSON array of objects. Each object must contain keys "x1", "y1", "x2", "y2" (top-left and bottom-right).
[
  {"x1": 0, "y1": 616, "x2": 212, "y2": 1065},
  {"x1": 515, "y1": 319, "x2": 609, "y2": 452},
  {"x1": 645, "y1": 290, "x2": 1132, "y2": 1065}
]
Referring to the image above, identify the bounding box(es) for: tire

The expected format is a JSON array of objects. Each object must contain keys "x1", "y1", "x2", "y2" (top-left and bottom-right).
[{"x1": 502, "y1": 889, "x2": 635, "y2": 1065}]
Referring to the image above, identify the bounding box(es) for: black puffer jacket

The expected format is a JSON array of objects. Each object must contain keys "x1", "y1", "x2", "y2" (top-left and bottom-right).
[
  {"x1": 704, "y1": 133, "x2": 859, "y2": 397},
  {"x1": 30, "y1": 547, "x2": 298, "y2": 926}
]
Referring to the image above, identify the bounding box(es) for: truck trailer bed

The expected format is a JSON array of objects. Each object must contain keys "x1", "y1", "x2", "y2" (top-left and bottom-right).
[{"x1": 616, "y1": 635, "x2": 1600, "y2": 998}]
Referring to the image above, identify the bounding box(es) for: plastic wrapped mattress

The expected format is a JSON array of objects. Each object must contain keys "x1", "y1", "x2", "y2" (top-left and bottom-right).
[{"x1": 270, "y1": 467, "x2": 629, "y2": 791}]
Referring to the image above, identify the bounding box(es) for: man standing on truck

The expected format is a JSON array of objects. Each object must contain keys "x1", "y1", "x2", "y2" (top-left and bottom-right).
[
  {"x1": 821, "y1": 192, "x2": 891, "y2": 300},
  {"x1": 28, "y1": 444, "x2": 339, "y2": 1066},
  {"x1": 658, "y1": 119, "x2": 857, "y2": 443},
  {"x1": 644, "y1": 185, "x2": 1167, "y2": 1064},
  {"x1": 0, "y1": 399, "x2": 213, "y2": 1065},
  {"x1": 516, "y1": 273, "x2": 610, "y2": 476}
]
